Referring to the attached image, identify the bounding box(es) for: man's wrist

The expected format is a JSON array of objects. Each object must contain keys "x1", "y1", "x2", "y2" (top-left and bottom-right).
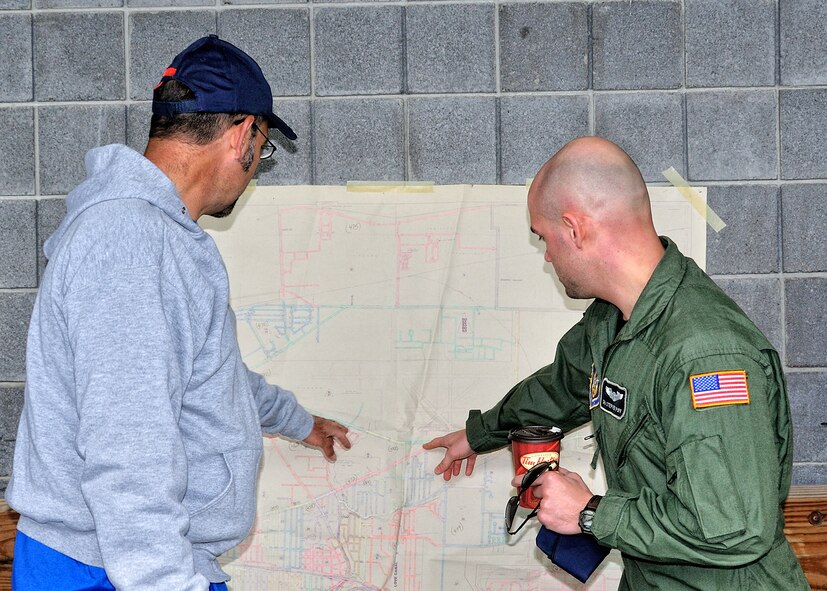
[{"x1": 578, "y1": 494, "x2": 602, "y2": 535}]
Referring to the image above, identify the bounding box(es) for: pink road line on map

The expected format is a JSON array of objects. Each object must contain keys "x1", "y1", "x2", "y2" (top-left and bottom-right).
[
  {"x1": 278, "y1": 206, "x2": 391, "y2": 299},
  {"x1": 277, "y1": 204, "x2": 498, "y2": 307},
  {"x1": 326, "y1": 447, "x2": 429, "y2": 497},
  {"x1": 273, "y1": 445, "x2": 333, "y2": 504},
  {"x1": 271, "y1": 443, "x2": 431, "y2": 508},
  {"x1": 301, "y1": 541, "x2": 350, "y2": 577}
]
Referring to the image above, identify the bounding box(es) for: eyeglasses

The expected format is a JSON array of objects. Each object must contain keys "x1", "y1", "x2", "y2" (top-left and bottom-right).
[
  {"x1": 252, "y1": 122, "x2": 277, "y2": 160},
  {"x1": 505, "y1": 461, "x2": 551, "y2": 535},
  {"x1": 233, "y1": 118, "x2": 277, "y2": 160}
]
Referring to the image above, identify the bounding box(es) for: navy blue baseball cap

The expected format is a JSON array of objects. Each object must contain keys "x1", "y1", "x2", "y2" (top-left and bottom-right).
[{"x1": 152, "y1": 35, "x2": 296, "y2": 141}]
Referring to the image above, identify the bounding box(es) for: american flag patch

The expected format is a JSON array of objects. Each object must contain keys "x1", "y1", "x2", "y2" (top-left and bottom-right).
[{"x1": 689, "y1": 370, "x2": 750, "y2": 409}]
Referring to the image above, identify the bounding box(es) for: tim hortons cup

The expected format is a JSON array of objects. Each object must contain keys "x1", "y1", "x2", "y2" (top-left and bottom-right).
[{"x1": 508, "y1": 426, "x2": 564, "y2": 509}]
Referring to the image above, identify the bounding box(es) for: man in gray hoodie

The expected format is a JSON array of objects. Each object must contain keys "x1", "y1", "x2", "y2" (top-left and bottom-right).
[{"x1": 7, "y1": 35, "x2": 351, "y2": 590}]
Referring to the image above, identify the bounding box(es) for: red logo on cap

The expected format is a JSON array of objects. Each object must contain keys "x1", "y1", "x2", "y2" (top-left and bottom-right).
[{"x1": 154, "y1": 67, "x2": 178, "y2": 89}]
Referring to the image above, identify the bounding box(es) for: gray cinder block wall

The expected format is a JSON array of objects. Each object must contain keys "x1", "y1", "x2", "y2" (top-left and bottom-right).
[{"x1": 1, "y1": 0, "x2": 826, "y2": 495}]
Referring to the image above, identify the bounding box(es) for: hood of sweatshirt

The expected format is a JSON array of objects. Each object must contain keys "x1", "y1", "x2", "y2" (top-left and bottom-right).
[{"x1": 45, "y1": 144, "x2": 202, "y2": 259}]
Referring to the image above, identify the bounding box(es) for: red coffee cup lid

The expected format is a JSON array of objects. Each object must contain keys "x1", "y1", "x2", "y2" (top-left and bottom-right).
[{"x1": 508, "y1": 425, "x2": 564, "y2": 442}]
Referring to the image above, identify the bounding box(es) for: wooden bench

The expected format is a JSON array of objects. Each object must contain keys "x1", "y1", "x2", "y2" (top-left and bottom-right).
[
  {"x1": 0, "y1": 501, "x2": 16, "y2": 591},
  {"x1": 2, "y1": 488, "x2": 825, "y2": 590},
  {"x1": 784, "y1": 485, "x2": 827, "y2": 589}
]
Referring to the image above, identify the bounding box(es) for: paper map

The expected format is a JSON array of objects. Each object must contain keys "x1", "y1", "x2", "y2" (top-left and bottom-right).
[{"x1": 203, "y1": 184, "x2": 707, "y2": 590}]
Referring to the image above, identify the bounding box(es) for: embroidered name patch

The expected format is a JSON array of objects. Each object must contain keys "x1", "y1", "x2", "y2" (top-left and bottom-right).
[
  {"x1": 599, "y1": 378, "x2": 626, "y2": 419},
  {"x1": 689, "y1": 370, "x2": 750, "y2": 409}
]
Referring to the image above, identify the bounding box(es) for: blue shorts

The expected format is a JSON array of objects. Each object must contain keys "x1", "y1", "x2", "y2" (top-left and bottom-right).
[{"x1": 12, "y1": 531, "x2": 229, "y2": 591}]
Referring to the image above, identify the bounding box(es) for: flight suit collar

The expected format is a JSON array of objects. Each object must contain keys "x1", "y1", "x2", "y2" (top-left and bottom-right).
[
  {"x1": 612, "y1": 236, "x2": 685, "y2": 342},
  {"x1": 586, "y1": 236, "x2": 685, "y2": 347}
]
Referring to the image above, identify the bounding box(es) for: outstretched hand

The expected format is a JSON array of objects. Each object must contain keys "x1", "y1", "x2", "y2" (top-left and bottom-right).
[
  {"x1": 422, "y1": 429, "x2": 478, "y2": 481},
  {"x1": 303, "y1": 415, "x2": 352, "y2": 461}
]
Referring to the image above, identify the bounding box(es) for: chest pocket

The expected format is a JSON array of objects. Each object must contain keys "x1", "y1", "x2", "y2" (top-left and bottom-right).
[
  {"x1": 592, "y1": 372, "x2": 657, "y2": 477},
  {"x1": 615, "y1": 411, "x2": 650, "y2": 469}
]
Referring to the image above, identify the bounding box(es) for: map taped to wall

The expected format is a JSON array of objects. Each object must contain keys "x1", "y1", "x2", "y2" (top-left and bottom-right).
[{"x1": 202, "y1": 184, "x2": 707, "y2": 591}]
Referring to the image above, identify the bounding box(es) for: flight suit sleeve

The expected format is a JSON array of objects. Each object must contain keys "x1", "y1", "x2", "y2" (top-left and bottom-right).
[
  {"x1": 466, "y1": 317, "x2": 593, "y2": 453},
  {"x1": 592, "y1": 350, "x2": 788, "y2": 566}
]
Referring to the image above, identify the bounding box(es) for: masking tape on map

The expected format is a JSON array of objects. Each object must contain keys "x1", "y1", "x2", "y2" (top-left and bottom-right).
[
  {"x1": 347, "y1": 181, "x2": 434, "y2": 193},
  {"x1": 662, "y1": 167, "x2": 726, "y2": 232},
  {"x1": 242, "y1": 179, "x2": 257, "y2": 197}
]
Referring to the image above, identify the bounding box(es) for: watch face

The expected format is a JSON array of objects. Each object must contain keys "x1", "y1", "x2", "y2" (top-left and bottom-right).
[
  {"x1": 579, "y1": 495, "x2": 601, "y2": 534},
  {"x1": 579, "y1": 509, "x2": 595, "y2": 533}
]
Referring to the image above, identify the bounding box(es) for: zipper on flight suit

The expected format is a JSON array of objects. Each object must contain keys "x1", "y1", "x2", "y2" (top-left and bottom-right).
[
  {"x1": 589, "y1": 429, "x2": 601, "y2": 470},
  {"x1": 592, "y1": 339, "x2": 622, "y2": 475},
  {"x1": 616, "y1": 413, "x2": 650, "y2": 470}
]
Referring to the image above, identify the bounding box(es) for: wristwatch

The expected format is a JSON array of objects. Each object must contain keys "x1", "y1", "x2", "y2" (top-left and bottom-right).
[{"x1": 578, "y1": 494, "x2": 603, "y2": 535}]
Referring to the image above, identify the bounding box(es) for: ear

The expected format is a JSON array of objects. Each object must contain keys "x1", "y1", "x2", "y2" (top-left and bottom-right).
[
  {"x1": 227, "y1": 115, "x2": 254, "y2": 160},
  {"x1": 560, "y1": 212, "x2": 586, "y2": 249}
]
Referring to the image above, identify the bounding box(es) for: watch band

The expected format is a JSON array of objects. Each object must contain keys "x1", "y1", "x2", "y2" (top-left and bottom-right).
[
  {"x1": 578, "y1": 494, "x2": 602, "y2": 535},
  {"x1": 585, "y1": 494, "x2": 602, "y2": 512}
]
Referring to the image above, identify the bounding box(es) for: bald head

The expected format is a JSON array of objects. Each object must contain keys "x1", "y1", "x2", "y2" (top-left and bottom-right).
[
  {"x1": 530, "y1": 136, "x2": 650, "y2": 223},
  {"x1": 527, "y1": 136, "x2": 665, "y2": 316}
]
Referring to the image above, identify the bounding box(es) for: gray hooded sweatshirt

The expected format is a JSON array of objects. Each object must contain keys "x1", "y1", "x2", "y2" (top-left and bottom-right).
[{"x1": 7, "y1": 144, "x2": 314, "y2": 589}]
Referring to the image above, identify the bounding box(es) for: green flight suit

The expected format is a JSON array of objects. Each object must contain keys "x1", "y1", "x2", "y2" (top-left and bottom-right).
[{"x1": 466, "y1": 238, "x2": 809, "y2": 590}]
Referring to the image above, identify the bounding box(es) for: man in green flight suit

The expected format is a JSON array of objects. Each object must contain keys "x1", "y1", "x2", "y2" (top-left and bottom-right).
[{"x1": 423, "y1": 136, "x2": 809, "y2": 590}]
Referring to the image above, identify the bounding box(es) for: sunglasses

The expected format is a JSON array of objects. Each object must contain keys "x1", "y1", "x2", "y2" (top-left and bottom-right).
[{"x1": 504, "y1": 461, "x2": 552, "y2": 535}]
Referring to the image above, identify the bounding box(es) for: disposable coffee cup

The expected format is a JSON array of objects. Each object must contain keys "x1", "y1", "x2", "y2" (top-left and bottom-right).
[{"x1": 508, "y1": 426, "x2": 564, "y2": 509}]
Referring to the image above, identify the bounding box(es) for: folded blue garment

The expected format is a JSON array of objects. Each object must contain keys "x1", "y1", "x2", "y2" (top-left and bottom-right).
[{"x1": 535, "y1": 526, "x2": 611, "y2": 583}]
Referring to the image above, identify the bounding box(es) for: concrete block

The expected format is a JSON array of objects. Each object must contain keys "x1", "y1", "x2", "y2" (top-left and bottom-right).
[
  {"x1": 127, "y1": 103, "x2": 152, "y2": 155},
  {"x1": 781, "y1": 184, "x2": 827, "y2": 273},
  {"x1": 219, "y1": 9, "x2": 310, "y2": 97},
  {"x1": 129, "y1": 0, "x2": 209, "y2": 7},
  {"x1": 499, "y1": 95, "x2": 589, "y2": 185},
  {"x1": 0, "y1": 15, "x2": 32, "y2": 101},
  {"x1": 785, "y1": 372, "x2": 827, "y2": 463},
  {"x1": 0, "y1": 0, "x2": 29, "y2": 8},
  {"x1": 315, "y1": 6, "x2": 402, "y2": 96},
  {"x1": 0, "y1": 442, "x2": 13, "y2": 481},
  {"x1": 685, "y1": 0, "x2": 774, "y2": 88},
  {"x1": 223, "y1": 0, "x2": 301, "y2": 5},
  {"x1": 706, "y1": 185, "x2": 778, "y2": 274},
  {"x1": 592, "y1": 0, "x2": 681, "y2": 90},
  {"x1": 408, "y1": 97, "x2": 496, "y2": 184},
  {"x1": 785, "y1": 278, "x2": 827, "y2": 367},
  {"x1": 256, "y1": 99, "x2": 311, "y2": 185},
  {"x1": 780, "y1": 89, "x2": 827, "y2": 180},
  {"x1": 38, "y1": 198, "x2": 67, "y2": 280},
  {"x1": 712, "y1": 277, "x2": 781, "y2": 352},
  {"x1": 0, "y1": 200, "x2": 36, "y2": 289},
  {"x1": 0, "y1": 292, "x2": 36, "y2": 381},
  {"x1": 129, "y1": 12, "x2": 216, "y2": 101},
  {"x1": 499, "y1": 2, "x2": 588, "y2": 92},
  {"x1": 314, "y1": 98, "x2": 403, "y2": 184},
  {"x1": 0, "y1": 387, "x2": 23, "y2": 441},
  {"x1": 0, "y1": 108, "x2": 35, "y2": 196},
  {"x1": 406, "y1": 5, "x2": 495, "y2": 93},
  {"x1": 792, "y1": 463, "x2": 827, "y2": 486},
  {"x1": 33, "y1": 12, "x2": 124, "y2": 101},
  {"x1": 37, "y1": 0, "x2": 121, "y2": 7},
  {"x1": 594, "y1": 91, "x2": 684, "y2": 182},
  {"x1": 686, "y1": 90, "x2": 777, "y2": 181},
  {"x1": 39, "y1": 105, "x2": 126, "y2": 196},
  {"x1": 780, "y1": 0, "x2": 827, "y2": 85}
]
